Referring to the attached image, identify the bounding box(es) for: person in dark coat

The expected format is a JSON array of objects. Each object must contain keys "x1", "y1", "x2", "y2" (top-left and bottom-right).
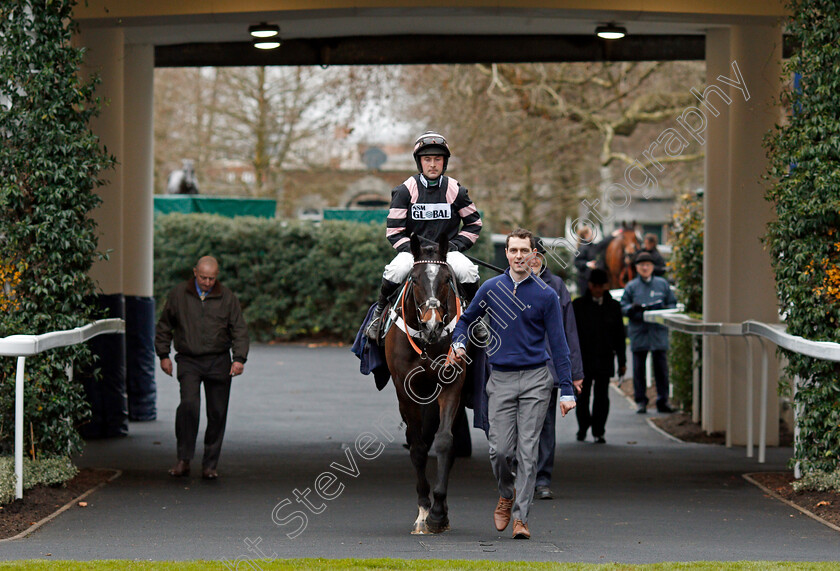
[
  {"x1": 572, "y1": 269, "x2": 626, "y2": 443},
  {"x1": 530, "y1": 246, "x2": 583, "y2": 500},
  {"x1": 620, "y1": 251, "x2": 677, "y2": 414},
  {"x1": 573, "y1": 225, "x2": 597, "y2": 295},
  {"x1": 155, "y1": 256, "x2": 249, "y2": 480}
]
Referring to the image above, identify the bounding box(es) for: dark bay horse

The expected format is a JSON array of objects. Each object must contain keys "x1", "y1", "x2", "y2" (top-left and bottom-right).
[
  {"x1": 384, "y1": 233, "x2": 467, "y2": 534},
  {"x1": 604, "y1": 223, "x2": 640, "y2": 289}
]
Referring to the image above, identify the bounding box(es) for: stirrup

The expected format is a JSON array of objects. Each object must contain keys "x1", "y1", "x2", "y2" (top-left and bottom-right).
[
  {"x1": 366, "y1": 309, "x2": 384, "y2": 342},
  {"x1": 471, "y1": 318, "x2": 490, "y2": 345}
]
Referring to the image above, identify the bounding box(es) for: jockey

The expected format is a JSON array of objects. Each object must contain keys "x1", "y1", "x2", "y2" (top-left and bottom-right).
[{"x1": 366, "y1": 131, "x2": 483, "y2": 341}]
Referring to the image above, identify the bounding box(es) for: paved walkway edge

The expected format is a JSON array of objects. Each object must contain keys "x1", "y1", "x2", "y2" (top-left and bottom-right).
[
  {"x1": 742, "y1": 472, "x2": 840, "y2": 534},
  {"x1": 0, "y1": 469, "x2": 123, "y2": 544}
]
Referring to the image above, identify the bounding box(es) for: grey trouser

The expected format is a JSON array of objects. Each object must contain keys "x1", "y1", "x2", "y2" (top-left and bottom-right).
[{"x1": 486, "y1": 365, "x2": 554, "y2": 523}]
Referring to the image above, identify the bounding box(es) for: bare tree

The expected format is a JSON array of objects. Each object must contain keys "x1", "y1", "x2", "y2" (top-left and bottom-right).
[
  {"x1": 401, "y1": 61, "x2": 706, "y2": 234},
  {"x1": 154, "y1": 67, "x2": 221, "y2": 193}
]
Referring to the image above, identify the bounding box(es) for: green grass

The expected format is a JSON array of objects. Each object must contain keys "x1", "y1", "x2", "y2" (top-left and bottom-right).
[{"x1": 0, "y1": 561, "x2": 838, "y2": 570}]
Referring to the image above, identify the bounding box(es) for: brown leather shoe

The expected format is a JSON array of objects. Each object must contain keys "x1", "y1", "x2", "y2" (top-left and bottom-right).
[
  {"x1": 493, "y1": 494, "x2": 514, "y2": 531},
  {"x1": 512, "y1": 519, "x2": 530, "y2": 539},
  {"x1": 202, "y1": 467, "x2": 218, "y2": 480},
  {"x1": 168, "y1": 460, "x2": 190, "y2": 477}
]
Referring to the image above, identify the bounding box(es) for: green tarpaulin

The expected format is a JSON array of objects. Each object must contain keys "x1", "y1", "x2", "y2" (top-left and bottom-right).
[
  {"x1": 322, "y1": 209, "x2": 388, "y2": 224},
  {"x1": 154, "y1": 196, "x2": 276, "y2": 218}
]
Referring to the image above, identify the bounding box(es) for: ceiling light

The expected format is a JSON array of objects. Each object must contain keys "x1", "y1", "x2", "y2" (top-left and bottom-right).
[
  {"x1": 253, "y1": 38, "x2": 282, "y2": 50},
  {"x1": 595, "y1": 24, "x2": 627, "y2": 40},
  {"x1": 249, "y1": 22, "x2": 280, "y2": 39}
]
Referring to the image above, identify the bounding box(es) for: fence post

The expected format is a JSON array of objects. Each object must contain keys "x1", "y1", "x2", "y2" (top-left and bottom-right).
[
  {"x1": 793, "y1": 374, "x2": 801, "y2": 479},
  {"x1": 725, "y1": 338, "x2": 732, "y2": 448},
  {"x1": 745, "y1": 336, "x2": 754, "y2": 459},
  {"x1": 15, "y1": 356, "x2": 26, "y2": 500},
  {"x1": 692, "y1": 337, "x2": 700, "y2": 423},
  {"x1": 758, "y1": 337, "x2": 769, "y2": 464}
]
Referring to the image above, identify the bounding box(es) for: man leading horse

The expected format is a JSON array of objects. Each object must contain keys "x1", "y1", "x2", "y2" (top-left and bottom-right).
[{"x1": 366, "y1": 131, "x2": 483, "y2": 341}]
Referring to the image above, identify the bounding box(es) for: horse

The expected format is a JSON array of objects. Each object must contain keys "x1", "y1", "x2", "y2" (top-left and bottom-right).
[
  {"x1": 604, "y1": 223, "x2": 640, "y2": 289},
  {"x1": 384, "y1": 233, "x2": 467, "y2": 534},
  {"x1": 166, "y1": 159, "x2": 199, "y2": 195}
]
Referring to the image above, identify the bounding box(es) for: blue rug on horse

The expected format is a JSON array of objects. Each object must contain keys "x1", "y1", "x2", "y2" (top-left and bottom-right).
[
  {"x1": 351, "y1": 303, "x2": 492, "y2": 436},
  {"x1": 351, "y1": 304, "x2": 391, "y2": 391}
]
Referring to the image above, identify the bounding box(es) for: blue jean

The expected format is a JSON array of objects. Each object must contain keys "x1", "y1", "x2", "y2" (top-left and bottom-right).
[{"x1": 632, "y1": 349, "x2": 669, "y2": 406}]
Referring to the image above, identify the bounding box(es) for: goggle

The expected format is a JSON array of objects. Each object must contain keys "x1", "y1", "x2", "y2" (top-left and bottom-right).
[{"x1": 416, "y1": 135, "x2": 447, "y2": 147}]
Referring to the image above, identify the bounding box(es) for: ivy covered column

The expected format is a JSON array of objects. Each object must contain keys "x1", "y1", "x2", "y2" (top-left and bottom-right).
[
  {"x1": 77, "y1": 26, "x2": 129, "y2": 438},
  {"x1": 123, "y1": 44, "x2": 157, "y2": 421}
]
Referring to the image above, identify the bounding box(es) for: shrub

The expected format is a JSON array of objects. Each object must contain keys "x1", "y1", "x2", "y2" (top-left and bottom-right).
[
  {"x1": 154, "y1": 215, "x2": 496, "y2": 342},
  {"x1": 668, "y1": 192, "x2": 704, "y2": 411},
  {"x1": 0, "y1": 1, "x2": 113, "y2": 458},
  {"x1": 765, "y1": 0, "x2": 840, "y2": 474},
  {"x1": 791, "y1": 468, "x2": 840, "y2": 494},
  {"x1": 0, "y1": 456, "x2": 78, "y2": 505}
]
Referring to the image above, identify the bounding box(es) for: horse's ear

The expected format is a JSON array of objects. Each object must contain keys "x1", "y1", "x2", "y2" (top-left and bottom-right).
[
  {"x1": 438, "y1": 234, "x2": 448, "y2": 260},
  {"x1": 410, "y1": 233, "x2": 422, "y2": 259}
]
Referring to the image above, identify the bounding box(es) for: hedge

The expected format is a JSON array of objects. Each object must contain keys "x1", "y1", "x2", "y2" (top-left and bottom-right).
[
  {"x1": 0, "y1": 456, "x2": 78, "y2": 506},
  {"x1": 668, "y1": 192, "x2": 704, "y2": 411},
  {"x1": 154, "y1": 214, "x2": 494, "y2": 343}
]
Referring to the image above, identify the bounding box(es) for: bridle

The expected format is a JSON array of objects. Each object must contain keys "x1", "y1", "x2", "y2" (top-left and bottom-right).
[{"x1": 390, "y1": 259, "x2": 462, "y2": 356}]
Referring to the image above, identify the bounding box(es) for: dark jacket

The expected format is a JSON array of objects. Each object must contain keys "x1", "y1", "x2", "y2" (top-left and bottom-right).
[
  {"x1": 155, "y1": 279, "x2": 249, "y2": 363},
  {"x1": 620, "y1": 275, "x2": 676, "y2": 351},
  {"x1": 572, "y1": 290, "x2": 626, "y2": 378},
  {"x1": 385, "y1": 174, "x2": 482, "y2": 253},
  {"x1": 538, "y1": 267, "x2": 584, "y2": 382}
]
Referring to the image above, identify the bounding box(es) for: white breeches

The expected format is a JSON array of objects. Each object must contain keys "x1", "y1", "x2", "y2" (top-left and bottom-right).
[{"x1": 383, "y1": 251, "x2": 479, "y2": 284}]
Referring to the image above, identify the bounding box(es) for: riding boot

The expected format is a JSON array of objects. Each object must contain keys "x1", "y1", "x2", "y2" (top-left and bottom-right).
[
  {"x1": 366, "y1": 278, "x2": 401, "y2": 342},
  {"x1": 461, "y1": 281, "x2": 479, "y2": 306},
  {"x1": 460, "y1": 281, "x2": 489, "y2": 345}
]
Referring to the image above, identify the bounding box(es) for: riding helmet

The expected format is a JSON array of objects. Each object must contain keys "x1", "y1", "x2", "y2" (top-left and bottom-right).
[{"x1": 413, "y1": 131, "x2": 451, "y2": 174}]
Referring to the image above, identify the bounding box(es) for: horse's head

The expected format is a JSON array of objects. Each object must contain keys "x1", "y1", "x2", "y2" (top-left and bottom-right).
[
  {"x1": 408, "y1": 233, "x2": 456, "y2": 345},
  {"x1": 618, "y1": 223, "x2": 640, "y2": 261}
]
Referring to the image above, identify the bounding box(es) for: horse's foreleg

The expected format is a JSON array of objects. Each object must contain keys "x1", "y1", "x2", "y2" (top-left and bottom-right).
[
  {"x1": 426, "y1": 392, "x2": 459, "y2": 533},
  {"x1": 400, "y1": 402, "x2": 431, "y2": 534}
]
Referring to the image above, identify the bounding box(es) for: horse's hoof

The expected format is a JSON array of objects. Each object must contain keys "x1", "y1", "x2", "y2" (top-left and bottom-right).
[
  {"x1": 411, "y1": 506, "x2": 430, "y2": 534},
  {"x1": 426, "y1": 517, "x2": 450, "y2": 534}
]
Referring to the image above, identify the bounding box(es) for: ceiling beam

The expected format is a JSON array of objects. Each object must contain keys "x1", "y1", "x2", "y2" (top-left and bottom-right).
[
  {"x1": 156, "y1": 34, "x2": 713, "y2": 67},
  {"x1": 157, "y1": 34, "x2": 796, "y2": 68}
]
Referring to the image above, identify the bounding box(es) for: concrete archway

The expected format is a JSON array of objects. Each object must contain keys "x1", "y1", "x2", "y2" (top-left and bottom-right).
[{"x1": 74, "y1": 1, "x2": 788, "y2": 445}]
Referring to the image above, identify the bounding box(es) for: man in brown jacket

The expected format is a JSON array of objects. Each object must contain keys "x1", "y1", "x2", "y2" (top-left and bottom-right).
[{"x1": 155, "y1": 255, "x2": 249, "y2": 480}]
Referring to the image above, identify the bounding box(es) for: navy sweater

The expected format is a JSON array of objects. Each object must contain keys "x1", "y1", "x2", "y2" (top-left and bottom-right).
[{"x1": 452, "y1": 269, "x2": 573, "y2": 397}]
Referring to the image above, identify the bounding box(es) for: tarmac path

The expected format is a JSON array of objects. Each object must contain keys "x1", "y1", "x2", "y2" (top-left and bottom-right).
[{"x1": 2, "y1": 344, "x2": 838, "y2": 563}]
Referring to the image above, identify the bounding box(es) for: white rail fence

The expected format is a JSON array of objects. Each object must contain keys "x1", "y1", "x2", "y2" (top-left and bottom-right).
[
  {"x1": 643, "y1": 309, "x2": 840, "y2": 476},
  {"x1": 0, "y1": 319, "x2": 125, "y2": 500}
]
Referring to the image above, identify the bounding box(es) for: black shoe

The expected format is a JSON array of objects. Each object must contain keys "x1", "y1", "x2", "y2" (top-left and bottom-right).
[
  {"x1": 594, "y1": 436, "x2": 606, "y2": 444},
  {"x1": 636, "y1": 403, "x2": 647, "y2": 414},
  {"x1": 576, "y1": 431, "x2": 586, "y2": 442},
  {"x1": 365, "y1": 305, "x2": 385, "y2": 342},
  {"x1": 472, "y1": 319, "x2": 490, "y2": 344},
  {"x1": 657, "y1": 402, "x2": 676, "y2": 413},
  {"x1": 535, "y1": 486, "x2": 554, "y2": 500}
]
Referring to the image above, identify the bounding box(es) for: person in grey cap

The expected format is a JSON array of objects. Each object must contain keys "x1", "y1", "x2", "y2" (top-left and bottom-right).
[{"x1": 620, "y1": 251, "x2": 677, "y2": 414}]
